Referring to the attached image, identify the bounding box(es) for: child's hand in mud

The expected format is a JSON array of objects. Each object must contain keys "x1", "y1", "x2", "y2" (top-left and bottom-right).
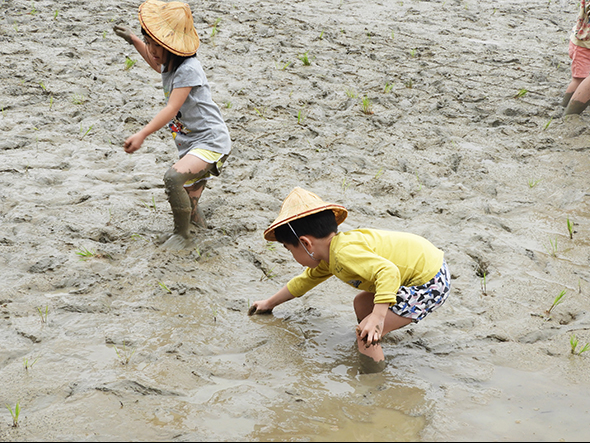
[
  {"x1": 356, "y1": 314, "x2": 384, "y2": 348},
  {"x1": 248, "y1": 300, "x2": 273, "y2": 316},
  {"x1": 113, "y1": 25, "x2": 134, "y2": 45},
  {"x1": 123, "y1": 132, "x2": 145, "y2": 154}
]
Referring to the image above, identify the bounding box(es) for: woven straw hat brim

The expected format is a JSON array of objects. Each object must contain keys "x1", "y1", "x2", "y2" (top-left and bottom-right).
[
  {"x1": 139, "y1": 0, "x2": 200, "y2": 57},
  {"x1": 263, "y1": 187, "x2": 348, "y2": 242}
]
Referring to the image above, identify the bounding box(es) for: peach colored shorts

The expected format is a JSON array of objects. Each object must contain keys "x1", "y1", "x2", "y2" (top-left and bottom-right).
[{"x1": 569, "y1": 41, "x2": 590, "y2": 78}]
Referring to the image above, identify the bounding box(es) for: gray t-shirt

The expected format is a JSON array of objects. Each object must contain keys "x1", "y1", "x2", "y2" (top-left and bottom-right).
[{"x1": 161, "y1": 57, "x2": 231, "y2": 158}]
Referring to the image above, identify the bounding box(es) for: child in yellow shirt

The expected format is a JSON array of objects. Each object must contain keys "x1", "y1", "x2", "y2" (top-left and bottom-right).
[{"x1": 249, "y1": 187, "x2": 451, "y2": 373}]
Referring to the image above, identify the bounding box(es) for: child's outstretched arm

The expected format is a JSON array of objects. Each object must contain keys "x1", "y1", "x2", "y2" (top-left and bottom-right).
[
  {"x1": 248, "y1": 284, "x2": 294, "y2": 316},
  {"x1": 113, "y1": 25, "x2": 160, "y2": 73},
  {"x1": 123, "y1": 86, "x2": 191, "y2": 154}
]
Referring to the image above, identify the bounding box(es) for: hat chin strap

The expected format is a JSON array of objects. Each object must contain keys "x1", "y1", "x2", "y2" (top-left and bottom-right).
[{"x1": 287, "y1": 223, "x2": 320, "y2": 262}]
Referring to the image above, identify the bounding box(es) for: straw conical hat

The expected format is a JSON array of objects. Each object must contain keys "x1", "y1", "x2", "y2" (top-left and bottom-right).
[
  {"x1": 264, "y1": 187, "x2": 348, "y2": 241},
  {"x1": 139, "y1": 0, "x2": 200, "y2": 57}
]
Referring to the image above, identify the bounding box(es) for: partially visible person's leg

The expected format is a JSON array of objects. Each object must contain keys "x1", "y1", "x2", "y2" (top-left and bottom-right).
[
  {"x1": 185, "y1": 180, "x2": 207, "y2": 229},
  {"x1": 160, "y1": 154, "x2": 212, "y2": 249},
  {"x1": 353, "y1": 291, "x2": 412, "y2": 366},
  {"x1": 564, "y1": 41, "x2": 590, "y2": 113}
]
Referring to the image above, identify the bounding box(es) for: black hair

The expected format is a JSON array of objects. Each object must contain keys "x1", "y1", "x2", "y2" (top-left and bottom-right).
[
  {"x1": 141, "y1": 27, "x2": 195, "y2": 73},
  {"x1": 274, "y1": 210, "x2": 339, "y2": 246}
]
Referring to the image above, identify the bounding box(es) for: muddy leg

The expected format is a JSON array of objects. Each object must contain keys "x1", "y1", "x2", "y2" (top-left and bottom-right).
[{"x1": 186, "y1": 181, "x2": 208, "y2": 229}]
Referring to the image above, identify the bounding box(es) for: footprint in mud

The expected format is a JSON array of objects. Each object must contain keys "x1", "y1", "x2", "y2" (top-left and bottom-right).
[{"x1": 157, "y1": 233, "x2": 196, "y2": 251}]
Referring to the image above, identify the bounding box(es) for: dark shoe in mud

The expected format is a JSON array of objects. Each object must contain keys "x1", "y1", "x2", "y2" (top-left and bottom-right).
[
  {"x1": 359, "y1": 353, "x2": 386, "y2": 374},
  {"x1": 159, "y1": 233, "x2": 196, "y2": 250}
]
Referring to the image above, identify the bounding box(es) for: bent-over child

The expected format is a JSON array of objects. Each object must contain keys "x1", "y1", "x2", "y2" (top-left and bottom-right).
[
  {"x1": 249, "y1": 187, "x2": 451, "y2": 373},
  {"x1": 113, "y1": 0, "x2": 231, "y2": 249}
]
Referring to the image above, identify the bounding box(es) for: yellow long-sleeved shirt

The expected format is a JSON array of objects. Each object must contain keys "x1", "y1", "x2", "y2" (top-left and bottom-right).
[{"x1": 286, "y1": 229, "x2": 444, "y2": 305}]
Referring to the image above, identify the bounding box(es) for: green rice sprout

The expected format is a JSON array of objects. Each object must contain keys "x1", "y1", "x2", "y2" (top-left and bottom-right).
[
  {"x1": 345, "y1": 88, "x2": 357, "y2": 98},
  {"x1": 254, "y1": 107, "x2": 267, "y2": 119},
  {"x1": 124, "y1": 56, "x2": 137, "y2": 70},
  {"x1": 39, "y1": 81, "x2": 46, "y2": 91},
  {"x1": 319, "y1": 30, "x2": 324, "y2": 39},
  {"x1": 543, "y1": 118, "x2": 553, "y2": 131},
  {"x1": 404, "y1": 79, "x2": 414, "y2": 89},
  {"x1": 481, "y1": 271, "x2": 487, "y2": 295},
  {"x1": 29, "y1": 1, "x2": 37, "y2": 15},
  {"x1": 5, "y1": 401, "x2": 20, "y2": 427},
  {"x1": 224, "y1": 101, "x2": 232, "y2": 108},
  {"x1": 275, "y1": 61, "x2": 291, "y2": 70},
  {"x1": 515, "y1": 88, "x2": 528, "y2": 98},
  {"x1": 54, "y1": 9, "x2": 58, "y2": 19},
  {"x1": 49, "y1": 95, "x2": 54, "y2": 110},
  {"x1": 265, "y1": 241, "x2": 276, "y2": 251},
  {"x1": 528, "y1": 178, "x2": 541, "y2": 188},
  {"x1": 211, "y1": 306, "x2": 217, "y2": 322},
  {"x1": 131, "y1": 233, "x2": 145, "y2": 241},
  {"x1": 384, "y1": 82, "x2": 394, "y2": 93},
  {"x1": 545, "y1": 289, "x2": 566, "y2": 318},
  {"x1": 71, "y1": 93, "x2": 86, "y2": 105},
  {"x1": 23, "y1": 356, "x2": 39, "y2": 371},
  {"x1": 415, "y1": 171, "x2": 422, "y2": 191},
  {"x1": 544, "y1": 238, "x2": 558, "y2": 257},
  {"x1": 409, "y1": 48, "x2": 416, "y2": 58},
  {"x1": 158, "y1": 281, "x2": 172, "y2": 293},
  {"x1": 37, "y1": 305, "x2": 48, "y2": 323},
  {"x1": 567, "y1": 217, "x2": 574, "y2": 240},
  {"x1": 297, "y1": 109, "x2": 305, "y2": 124},
  {"x1": 342, "y1": 178, "x2": 351, "y2": 192},
  {"x1": 260, "y1": 266, "x2": 277, "y2": 282},
  {"x1": 361, "y1": 95, "x2": 373, "y2": 115},
  {"x1": 113, "y1": 341, "x2": 136, "y2": 365},
  {"x1": 374, "y1": 168, "x2": 384, "y2": 179},
  {"x1": 80, "y1": 124, "x2": 93, "y2": 139},
  {"x1": 76, "y1": 246, "x2": 96, "y2": 260},
  {"x1": 298, "y1": 51, "x2": 311, "y2": 66},
  {"x1": 570, "y1": 334, "x2": 590, "y2": 355}
]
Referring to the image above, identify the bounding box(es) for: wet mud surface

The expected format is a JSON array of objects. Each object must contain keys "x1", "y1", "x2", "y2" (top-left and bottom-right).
[{"x1": 1, "y1": 0, "x2": 590, "y2": 441}]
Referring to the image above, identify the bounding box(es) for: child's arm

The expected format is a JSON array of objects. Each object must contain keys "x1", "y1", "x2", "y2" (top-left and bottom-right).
[
  {"x1": 123, "y1": 86, "x2": 191, "y2": 154},
  {"x1": 113, "y1": 25, "x2": 160, "y2": 73},
  {"x1": 248, "y1": 284, "x2": 294, "y2": 315},
  {"x1": 356, "y1": 302, "x2": 389, "y2": 346}
]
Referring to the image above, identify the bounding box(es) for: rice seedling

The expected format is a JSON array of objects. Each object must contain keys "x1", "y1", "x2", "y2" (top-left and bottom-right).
[
  {"x1": 5, "y1": 401, "x2": 20, "y2": 427},
  {"x1": 514, "y1": 88, "x2": 528, "y2": 98},
  {"x1": 265, "y1": 241, "x2": 276, "y2": 252},
  {"x1": 254, "y1": 107, "x2": 267, "y2": 119},
  {"x1": 49, "y1": 95, "x2": 54, "y2": 110},
  {"x1": 158, "y1": 281, "x2": 172, "y2": 294},
  {"x1": 383, "y1": 82, "x2": 394, "y2": 93},
  {"x1": 415, "y1": 171, "x2": 422, "y2": 191},
  {"x1": 224, "y1": 101, "x2": 232, "y2": 108},
  {"x1": 543, "y1": 117, "x2": 553, "y2": 130},
  {"x1": 124, "y1": 56, "x2": 137, "y2": 70},
  {"x1": 54, "y1": 9, "x2": 58, "y2": 19},
  {"x1": 528, "y1": 178, "x2": 541, "y2": 188},
  {"x1": 29, "y1": 1, "x2": 37, "y2": 15},
  {"x1": 141, "y1": 195, "x2": 156, "y2": 211},
  {"x1": 567, "y1": 217, "x2": 574, "y2": 239},
  {"x1": 37, "y1": 305, "x2": 48, "y2": 323},
  {"x1": 211, "y1": 306, "x2": 217, "y2": 322},
  {"x1": 297, "y1": 109, "x2": 305, "y2": 124},
  {"x1": 131, "y1": 233, "x2": 146, "y2": 241},
  {"x1": 71, "y1": 93, "x2": 86, "y2": 105},
  {"x1": 570, "y1": 334, "x2": 590, "y2": 355},
  {"x1": 361, "y1": 95, "x2": 374, "y2": 115},
  {"x1": 260, "y1": 266, "x2": 277, "y2": 281},
  {"x1": 39, "y1": 81, "x2": 46, "y2": 91},
  {"x1": 113, "y1": 341, "x2": 136, "y2": 365},
  {"x1": 391, "y1": 30, "x2": 395, "y2": 39},
  {"x1": 404, "y1": 79, "x2": 414, "y2": 89},
  {"x1": 345, "y1": 88, "x2": 357, "y2": 98},
  {"x1": 480, "y1": 271, "x2": 487, "y2": 295},
  {"x1": 319, "y1": 30, "x2": 324, "y2": 39},
  {"x1": 275, "y1": 61, "x2": 291, "y2": 70},
  {"x1": 409, "y1": 48, "x2": 416, "y2": 58},
  {"x1": 80, "y1": 124, "x2": 93, "y2": 139},
  {"x1": 76, "y1": 246, "x2": 96, "y2": 260},
  {"x1": 194, "y1": 246, "x2": 201, "y2": 258},
  {"x1": 544, "y1": 238, "x2": 558, "y2": 257},
  {"x1": 341, "y1": 178, "x2": 351, "y2": 192},
  {"x1": 23, "y1": 356, "x2": 39, "y2": 371},
  {"x1": 298, "y1": 51, "x2": 311, "y2": 66},
  {"x1": 374, "y1": 168, "x2": 384, "y2": 179},
  {"x1": 545, "y1": 289, "x2": 566, "y2": 318},
  {"x1": 102, "y1": 30, "x2": 107, "y2": 38}
]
